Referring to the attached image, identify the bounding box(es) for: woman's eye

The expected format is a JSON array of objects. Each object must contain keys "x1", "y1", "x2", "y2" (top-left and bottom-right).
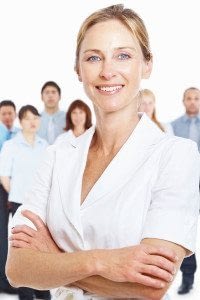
[
  {"x1": 118, "y1": 53, "x2": 131, "y2": 60},
  {"x1": 87, "y1": 56, "x2": 101, "y2": 62}
]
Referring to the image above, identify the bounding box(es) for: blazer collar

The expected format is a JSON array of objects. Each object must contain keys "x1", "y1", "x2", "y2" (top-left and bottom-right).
[{"x1": 57, "y1": 114, "x2": 166, "y2": 241}]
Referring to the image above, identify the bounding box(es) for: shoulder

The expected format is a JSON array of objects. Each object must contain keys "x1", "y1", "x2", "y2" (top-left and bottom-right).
[
  {"x1": 159, "y1": 135, "x2": 199, "y2": 168},
  {"x1": 171, "y1": 115, "x2": 185, "y2": 126},
  {"x1": 54, "y1": 131, "x2": 73, "y2": 145},
  {"x1": 0, "y1": 123, "x2": 7, "y2": 132}
]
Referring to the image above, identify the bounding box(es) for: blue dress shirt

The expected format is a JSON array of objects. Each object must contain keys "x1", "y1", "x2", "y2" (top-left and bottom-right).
[
  {"x1": 0, "y1": 131, "x2": 48, "y2": 204},
  {"x1": 0, "y1": 122, "x2": 19, "y2": 151},
  {"x1": 171, "y1": 114, "x2": 200, "y2": 151},
  {"x1": 37, "y1": 110, "x2": 66, "y2": 144}
]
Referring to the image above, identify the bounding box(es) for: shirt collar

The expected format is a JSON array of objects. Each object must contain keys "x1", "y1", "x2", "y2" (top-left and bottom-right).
[
  {"x1": 15, "y1": 131, "x2": 44, "y2": 146},
  {"x1": 183, "y1": 114, "x2": 200, "y2": 123},
  {"x1": 42, "y1": 110, "x2": 61, "y2": 119}
]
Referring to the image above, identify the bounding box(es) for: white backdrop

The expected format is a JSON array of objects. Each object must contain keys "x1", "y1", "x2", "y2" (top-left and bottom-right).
[{"x1": 0, "y1": 0, "x2": 199, "y2": 123}]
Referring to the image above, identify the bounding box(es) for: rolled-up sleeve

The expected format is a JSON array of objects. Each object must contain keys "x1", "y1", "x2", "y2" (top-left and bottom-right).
[
  {"x1": 142, "y1": 139, "x2": 200, "y2": 254},
  {"x1": 11, "y1": 145, "x2": 56, "y2": 230}
]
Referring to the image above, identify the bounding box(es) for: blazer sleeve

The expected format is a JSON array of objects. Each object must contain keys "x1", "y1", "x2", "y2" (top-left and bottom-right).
[{"x1": 141, "y1": 139, "x2": 200, "y2": 254}]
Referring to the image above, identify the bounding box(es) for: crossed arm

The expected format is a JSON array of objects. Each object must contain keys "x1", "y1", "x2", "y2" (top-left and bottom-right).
[{"x1": 6, "y1": 210, "x2": 186, "y2": 300}]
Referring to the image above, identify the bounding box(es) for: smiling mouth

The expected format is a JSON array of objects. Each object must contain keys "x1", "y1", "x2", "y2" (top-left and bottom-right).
[{"x1": 96, "y1": 85, "x2": 124, "y2": 94}]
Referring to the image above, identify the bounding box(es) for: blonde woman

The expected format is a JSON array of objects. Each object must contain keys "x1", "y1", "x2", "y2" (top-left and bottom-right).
[
  {"x1": 139, "y1": 89, "x2": 173, "y2": 134},
  {"x1": 6, "y1": 4, "x2": 199, "y2": 300}
]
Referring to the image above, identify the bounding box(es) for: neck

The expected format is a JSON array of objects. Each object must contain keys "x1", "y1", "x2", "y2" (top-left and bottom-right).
[
  {"x1": 45, "y1": 107, "x2": 59, "y2": 115},
  {"x1": 187, "y1": 112, "x2": 199, "y2": 118},
  {"x1": 93, "y1": 105, "x2": 139, "y2": 155},
  {"x1": 6, "y1": 124, "x2": 13, "y2": 130},
  {"x1": 22, "y1": 131, "x2": 35, "y2": 145},
  {"x1": 73, "y1": 126, "x2": 85, "y2": 137}
]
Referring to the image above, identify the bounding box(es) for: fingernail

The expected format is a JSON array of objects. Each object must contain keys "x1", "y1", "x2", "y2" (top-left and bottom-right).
[
  {"x1": 172, "y1": 268, "x2": 176, "y2": 274},
  {"x1": 169, "y1": 275, "x2": 173, "y2": 282}
]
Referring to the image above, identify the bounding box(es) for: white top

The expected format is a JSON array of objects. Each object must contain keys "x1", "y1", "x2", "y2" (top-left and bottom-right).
[
  {"x1": 0, "y1": 131, "x2": 48, "y2": 204},
  {"x1": 54, "y1": 129, "x2": 75, "y2": 145},
  {"x1": 12, "y1": 114, "x2": 200, "y2": 299}
]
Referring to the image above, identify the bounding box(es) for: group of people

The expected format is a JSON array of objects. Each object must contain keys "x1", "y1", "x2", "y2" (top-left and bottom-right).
[
  {"x1": 0, "y1": 4, "x2": 199, "y2": 300},
  {"x1": 0, "y1": 81, "x2": 93, "y2": 300}
]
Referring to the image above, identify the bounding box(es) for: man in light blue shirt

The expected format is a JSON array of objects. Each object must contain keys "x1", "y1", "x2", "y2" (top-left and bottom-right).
[
  {"x1": 0, "y1": 123, "x2": 8, "y2": 150},
  {"x1": 0, "y1": 100, "x2": 19, "y2": 295},
  {"x1": 37, "y1": 81, "x2": 65, "y2": 144},
  {"x1": 171, "y1": 87, "x2": 200, "y2": 295}
]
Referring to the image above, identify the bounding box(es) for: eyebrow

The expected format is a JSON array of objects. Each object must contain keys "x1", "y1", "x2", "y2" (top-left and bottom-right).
[{"x1": 83, "y1": 47, "x2": 137, "y2": 54}]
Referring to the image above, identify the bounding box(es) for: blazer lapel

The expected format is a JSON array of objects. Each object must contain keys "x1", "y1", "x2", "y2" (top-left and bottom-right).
[
  {"x1": 81, "y1": 114, "x2": 166, "y2": 209},
  {"x1": 56, "y1": 127, "x2": 95, "y2": 243}
]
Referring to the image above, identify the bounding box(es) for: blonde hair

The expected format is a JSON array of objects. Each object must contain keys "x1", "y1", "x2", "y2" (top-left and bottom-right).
[
  {"x1": 140, "y1": 89, "x2": 165, "y2": 132},
  {"x1": 75, "y1": 4, "x2": 152, "y2": 73}
]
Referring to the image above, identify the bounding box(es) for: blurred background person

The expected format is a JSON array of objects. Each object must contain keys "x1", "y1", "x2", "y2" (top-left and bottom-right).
[
  {"x1": 171, "y1": 86, "x2": 200, "y2": 295},
  {"x1": 138, "y1": 89, "x2": 173, "y2": 134},
  {"x1": 0, "y1": 105, "x2": 50, "y2": 300},
  {"x1": 55, "y1": 99, "x2": 92, "y2": 144},
  {"x1": 0, "y1": 100, "x2": 18, "y2": 295},
  {"x1": 37, "y1": 81, "x2": 65, "y2": 144}
]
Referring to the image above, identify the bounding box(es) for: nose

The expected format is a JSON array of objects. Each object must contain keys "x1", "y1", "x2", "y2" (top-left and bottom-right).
[{"x1": 99, "y1": 60, "x2": 116, "y2": 80}]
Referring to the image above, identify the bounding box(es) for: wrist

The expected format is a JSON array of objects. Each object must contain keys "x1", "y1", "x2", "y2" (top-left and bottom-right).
[{"x1": 87, "y1": 249, "x2": 108, "y2": 277}]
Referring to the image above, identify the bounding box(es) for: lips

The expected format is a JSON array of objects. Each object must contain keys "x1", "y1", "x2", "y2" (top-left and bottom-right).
[{"x1": 96, "y1": 85, "x2": 123, "y2": 94}]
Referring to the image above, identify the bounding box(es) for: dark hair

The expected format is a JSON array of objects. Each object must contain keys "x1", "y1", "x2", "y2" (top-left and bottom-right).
[
  {"x1": 41, "y1": 81, "x2": 61, "y2": 96},
  {"x1": 0, "y1": 100, "x2": 16, "y2": 111},
  {"x1": 18, "y1": 105, "x2": 40, "y2": 121},
  {"x1": 65, "y1": 100, "x2": 92, "y2": 131},
  {"x1": 183, "y1": 87, "x2": 200, "y2": 101}
]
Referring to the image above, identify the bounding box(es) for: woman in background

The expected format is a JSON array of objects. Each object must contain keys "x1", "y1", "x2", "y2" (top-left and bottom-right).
[
  {"x1": 138, "y1": 89, "x2": 173, "y2": 134},
  {"x1": 0, "y1": 105, "x2": 50, "y2": 300},
  {"x1": 55, "y1": 99, "x2": 92, "y2": 144}
]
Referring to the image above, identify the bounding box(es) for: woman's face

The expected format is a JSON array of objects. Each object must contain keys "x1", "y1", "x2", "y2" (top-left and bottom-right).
[
  {"x1": 138, "y1": 95, "x2": 155, "y2": 118},
  {"x1": 78, "y1": 20, "x2": 152, "y2": 113},
  {"x1": 20, "y1": 111, "x2": 40, "y2": 134},
  {"x1": 71, "y1": 107, "x2": 86, "y2": 128}
]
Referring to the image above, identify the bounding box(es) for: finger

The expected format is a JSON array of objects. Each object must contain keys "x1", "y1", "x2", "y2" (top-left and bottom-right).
[
  {"x1": 9, "y1": 233, "x2": 31, "y2": 244},
  {"x1": 22, "y1": 210, "x2": 46, "y2": 230},
  {"x1": 11, "y1": 225, "x2": 36, "y2": 237},
  {"x1": 139, "y1": 264, "x2": 173, "y2": 283},
  {"x1": 133, "y1": 272, "x2": 166, "y2": 289},
  {"x1": 144, "y1": 245, "x2": 178, "y2": 262},
  {"x1": 10, "y1": 240, "x2": 32, "y2": 249},
  {"x1": 143, "y1": 254, "x2": 176, "y2": 274}
]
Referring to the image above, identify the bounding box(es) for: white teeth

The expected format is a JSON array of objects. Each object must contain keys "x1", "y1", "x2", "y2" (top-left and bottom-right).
[{"x1": 98, "y1": 85, "x2": 122, "y2": 92}]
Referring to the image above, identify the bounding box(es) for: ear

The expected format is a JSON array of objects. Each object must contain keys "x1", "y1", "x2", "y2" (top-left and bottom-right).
[
  {"x1": 78, "y1": 73, "x2": 82, "y2": 82},
  {"x1": 74, "y1": 65, "x2": 82, "y2": 82},
  {"x1": 142, "y1": 57, "x2": 153, "y2": 79}
]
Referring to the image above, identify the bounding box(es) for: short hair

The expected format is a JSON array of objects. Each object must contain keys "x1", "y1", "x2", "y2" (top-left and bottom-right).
[
  {"x1": 75, "y1": 4, "x2": 152, "y2": 73},
  {"x1": 65, "y1": 99, "x2": 92, "y2": 131},
  {"x1": 18, "y1": 105, "x2": 40, "y2": 121},
  {"x1": 41, "y1": 81, "x2": 61, "y2": 96},
  {"x1": 0, "y1": 100, "x2": 16, "y2": 111},
  {"x1": 183, "y1": 87, "x2": 200, "y2": 101}
]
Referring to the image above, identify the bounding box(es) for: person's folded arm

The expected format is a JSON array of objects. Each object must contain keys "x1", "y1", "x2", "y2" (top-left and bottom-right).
[
  {"x1": 7, "y1": 211, "x2": 178, "y2": 296},
  {"x1": 74, "y1": 238, "x2": 186, "y2": 300}
]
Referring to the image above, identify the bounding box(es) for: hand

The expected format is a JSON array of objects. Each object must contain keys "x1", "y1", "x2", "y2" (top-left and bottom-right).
[
  {"x1": 10, "y1": 210, "x2": 62, "y2": 253},
  {"x1": 96, "y1": 244, "x2": 178, "y2": 289}
]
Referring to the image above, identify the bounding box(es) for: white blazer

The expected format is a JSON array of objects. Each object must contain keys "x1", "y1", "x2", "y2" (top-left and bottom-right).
[{"x1": 13, "y1": 113, "x2": 200, "y2": 254}]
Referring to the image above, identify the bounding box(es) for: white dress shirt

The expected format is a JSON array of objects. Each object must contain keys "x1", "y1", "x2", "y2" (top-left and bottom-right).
[
  {"x1": 54, "y1": 130, "x2": 76, "y2": 145},
  {"x1": 12, "y1": 114, "x2": 200, "y2": 299}
]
